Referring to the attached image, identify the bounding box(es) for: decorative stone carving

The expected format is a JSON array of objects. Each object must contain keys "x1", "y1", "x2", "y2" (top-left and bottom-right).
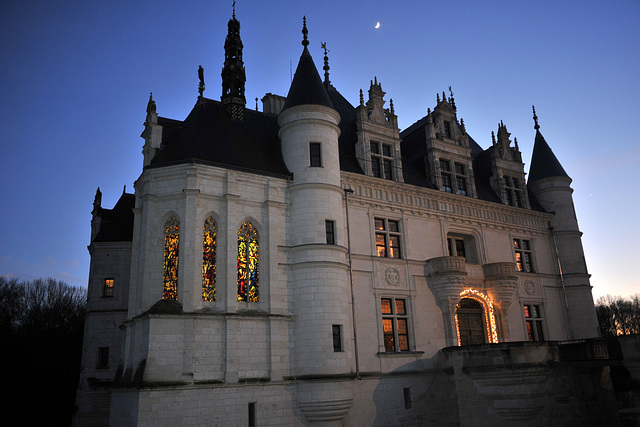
[
  {"x1": 374, "y1": 262, "x2": 406, "y2": 289},
  {"x1": 428, "y1": 256, "x2": 467, "y2": 276},
  {"x1": 524, "y1": 279, "x2": 536, "y2": 296}
]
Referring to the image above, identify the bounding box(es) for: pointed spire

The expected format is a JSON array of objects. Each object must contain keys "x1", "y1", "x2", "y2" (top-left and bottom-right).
[
  {"x1": 281, "y1": 17, "x2": 333, "y2": 112},
  {"x1": 449, "y1": 86, "x2": 456, "y2": 111},
  {"x1": 491, "y1": 131, "x2": 496, "y2": 145},
  {"x1": 390, "y1": 99, "x2": 394, "y2": 115},
  {"x1": 93, "y1": 187, "x2": 102, "y2": 211},
  {"x1": 359, "y1": 89, "x2": 364, "y2": 106},
  {"x1": 436, "y1": 93, "x2": 440, "y2": 103},
  {"x1": 529, "y1": 110, "x2": 569, "y2": 182},
  {"x1": 532, "y1": 105, "x2": 540, "y2": 130},
  {"x1": 232, "y1": 0, "x2": 236, "y2": 18}
]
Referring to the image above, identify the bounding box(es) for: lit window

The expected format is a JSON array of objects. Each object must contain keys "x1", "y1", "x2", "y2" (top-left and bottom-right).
[
  {"x1": 513, "y1": 238, "x2": 534, "y2": 272},
  {"x1": 103, "y1": 279, "x2": 114, "y2": 297},
  {"x1": 163, "y1": 216, "x2": 180, "y2": 300},
  {"x1": 524, "y1": 304, "x2": 544, "y2": 341},
  {"x1": 237, "y1": 222, "x2": 259, "y2": 302},
  {"x1": 309, "y1": 142, "x2": 322, "y2": 167},
  {"x1": 202, "y1": 217, "x2": 217, "y2": 301},
  {"x1": 371, "y1": 142, "x2": 394, "y2": 180},
  {"x1": 504, "y1": 176, "x2": 523, "y2": 207},
  {"x1": 381, "y1": 297, "x2": 410, "y2": 352},
  {"x1": 332, "y1": 325, "x2": 343, "y2": 352},
  {"x1": 325, "y1": 220, "x2": 336, "y2": 245},
  {"x1": 375, "y1": 218, "x2": 401, "y2": 259},
  {"x1": 97, "y1": 347, "x2": 109, "y2": 369}
]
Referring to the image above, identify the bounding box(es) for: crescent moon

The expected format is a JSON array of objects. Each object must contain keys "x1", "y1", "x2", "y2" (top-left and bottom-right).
[{"x1": 375, "y1": 22, "x2": 380, "y2": 29}]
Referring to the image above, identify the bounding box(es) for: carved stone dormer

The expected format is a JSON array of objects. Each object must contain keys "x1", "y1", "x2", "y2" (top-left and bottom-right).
[
  {"x1": 424, "y1": 89, "x2": 477, "y2": 198},
  {"x1": 355, "y1": 77, "x2": 403, "y2": 182},
  {"x1": 141, "y1": 92, "x2": 163, "y2": 167},
  {"x1": 488, "y1": 121, "x2": 530, "y2": 209}
]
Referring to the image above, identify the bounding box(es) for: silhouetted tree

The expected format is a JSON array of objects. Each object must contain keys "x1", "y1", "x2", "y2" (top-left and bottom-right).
[
  {"x1": 596, "y1": 294, "x2": 640, "y2": 337},
  {"x1": 0, "y1": 277, "x2": 86, "y2": 426}
]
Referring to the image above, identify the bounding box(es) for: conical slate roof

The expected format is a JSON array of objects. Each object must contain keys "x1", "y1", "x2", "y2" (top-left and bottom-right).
[
  {"x1": 528, "y1": 129, "x2": 569, "y2": 183},
  {"x1": 281, "y1": 20, "x2": 333, "y2": 112}
]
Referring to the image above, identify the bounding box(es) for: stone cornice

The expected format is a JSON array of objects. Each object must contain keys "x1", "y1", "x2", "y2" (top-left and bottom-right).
[{"x1": 342, "y1": 172, "x2": 552, "y2": 232}]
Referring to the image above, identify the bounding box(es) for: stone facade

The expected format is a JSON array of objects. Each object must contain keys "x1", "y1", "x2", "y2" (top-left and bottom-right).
[{"x1": 74, "y1": 12, "x2": 609, "y2": 427}]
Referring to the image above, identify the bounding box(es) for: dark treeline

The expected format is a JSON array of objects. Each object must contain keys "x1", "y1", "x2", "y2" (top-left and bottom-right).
[
  {"x1": 596, "y1": 294, "x2": 640, "y2": 338},
  {"x1": 0, "y1": 277, "x2": 86, "y2": 426}
]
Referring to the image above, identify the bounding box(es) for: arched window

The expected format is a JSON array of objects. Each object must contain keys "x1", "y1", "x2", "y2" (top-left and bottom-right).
[
  {"x1": 237, "y1": 222, "x2": 259, "y2": 302},
  {"x1": 202, "y1": 216, "x2": 217, "y2": 301},
  {"x1": 163, "y1": 216, "x2": 180, "y2": 300}
]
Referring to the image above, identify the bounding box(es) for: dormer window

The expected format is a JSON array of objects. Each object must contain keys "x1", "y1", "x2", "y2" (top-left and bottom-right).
[
  {"x1": 371, "y1": 142, "x2": 393, "y2": 180},
  {"x1": 443, "y1": 121, "x2": 452, "y2": 139},
  {"x1": 439, "y1": 159, "x2": 470, "y2": 196},
  {"x1": 504, "y1": 176, "x2": 522, "y2": 207}
]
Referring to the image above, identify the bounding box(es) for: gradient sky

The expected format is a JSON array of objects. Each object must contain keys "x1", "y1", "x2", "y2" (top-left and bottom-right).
[{"x1": 1, "y1": 1, "x2": 638, "y2": 300}]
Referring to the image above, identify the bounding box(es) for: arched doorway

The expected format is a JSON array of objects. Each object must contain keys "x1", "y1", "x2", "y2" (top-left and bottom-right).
[{"x1": 456, "y1": 298, "x2": 486, "y2": 345}]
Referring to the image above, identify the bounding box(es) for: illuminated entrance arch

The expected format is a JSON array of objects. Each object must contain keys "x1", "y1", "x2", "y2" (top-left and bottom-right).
[{"x1": 455, "y1": 289, "x2": 499, "y2": 345}]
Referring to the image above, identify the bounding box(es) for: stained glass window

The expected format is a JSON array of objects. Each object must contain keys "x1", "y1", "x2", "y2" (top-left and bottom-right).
[
  {"x1": 237, "y1": 222, "x2": 259, "y2": 302},
  {"x1": 202, "y1": 216, "x2": 217, "y2": 301},
  {"x1": 163, "y1": 216, "x2": 180, "y2": 300}
]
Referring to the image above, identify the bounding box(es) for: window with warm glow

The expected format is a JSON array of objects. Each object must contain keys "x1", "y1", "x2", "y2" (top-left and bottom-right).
[
  {"x1": 375, "y1": 218, "x2": 401, "y2": 259},
  {"x1": 237, "y1": 222, "x2": 259, "y2": 302},
  {"x1": 381, "y1": 297, "x2": 410, "y2": 352},
  {"x1": 103, "y1": 278, "x2": 114, "y2": 297},
  {"x1": 202, "y1": 217, "x2": 217, "y2": 301},
  {"x1": 163, "y1": 216, "x2": 180, "y2": 300},
  {"x1": 524, "y1": 304, "x2": 544, "y2": 341},
  {"x1": 514, "y1": 238, "x2": 534, "y2": 272}
]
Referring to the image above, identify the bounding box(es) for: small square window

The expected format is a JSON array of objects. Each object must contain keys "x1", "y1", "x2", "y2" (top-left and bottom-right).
[
  {"x1": 310, "y1": 142, "x2": 322, "y2": 167},
  {"x1": 332, "y1": 325, "x2": 343, "y2": 352},
  {"x1": 103, "y1": 279, "x2": 114, "y2": 297},
  {"x1": 97, "y1": 347, "x2": 109, "y2": 369},
  {"x1": 325, "y1": 220, "x2": 335, "y2": 245}
]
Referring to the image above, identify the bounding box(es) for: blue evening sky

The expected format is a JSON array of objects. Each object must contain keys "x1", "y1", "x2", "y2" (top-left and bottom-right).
[{"x1": 1, "y1": 1, "x2": 638, "y2": 300}]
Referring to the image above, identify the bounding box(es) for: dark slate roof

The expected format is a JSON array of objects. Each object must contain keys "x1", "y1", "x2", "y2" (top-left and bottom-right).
[
  {"x1": 326, "y1": 85, "x2": 363, "y2": 174},
  {"x1": 93, "y1": 193, "x2": 135, "y2": 242},
  {"x1": 282, "y1": 47, "x2": 333, "y2": 111},
  {"x1": 150, "y1": 98, "x2": 291, "y2": 178},
  {"x1": 528, "y1": 130, "x2": 569, "y2": 183}
]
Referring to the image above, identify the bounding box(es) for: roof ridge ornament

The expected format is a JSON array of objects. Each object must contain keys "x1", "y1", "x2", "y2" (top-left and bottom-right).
[
  {"x1": 232, "y1": 0, "x2": 236, "y2": 19},
  {"x1": 198, "y1": 65, "x2": 205, "y2": 98},
  {"x1": 321, "y1": 42, "x2": 330, "y2": 86},
  {"x1": 532, "y1": 105, "x2": 540, "y2": 130},
  {"x1": 302, "y1": 16, "x2": 309, "y2": 47}
]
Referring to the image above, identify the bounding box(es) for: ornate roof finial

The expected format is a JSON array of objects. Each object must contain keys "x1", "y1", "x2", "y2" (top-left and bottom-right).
[
  {"x1": 146, "y1": 92, "x2": 156, "y2": 114},
  {"x1": 491, "y1": 131, "x2": 496, "y2": 145},
  {"x1": 514, "y1": 137, "x2": 519, "y2": 150},
  {"x1": 255, "y1": 97, "x2": 258, "y2": 111},
  {"x1": 123, "y1": 185, "x2": 127, "y2": 194},
  {"x1": 302, "y1": 16, "x2": 309, "y2": 47},
  {"x1": 443, "y1": 91, "x2": 447, "y2": 103},
  {"x1": 321, "y1": 42, "x2": 330, "y2": 86},
  {"x1": 232, "y1": 0, "x2": 236, "y2": 19},
  {"x1": 449, "y1": 86, "x2": 456, "y2": 111},
  {"x1": 198, "y1": 65, "x2": 205, "y2": 98},
  {"x1": 436, "y1": 93, "x2": 440, "y2": 103},
  {"x1": 532, "y1": 105, "x2": 540, "y2": 130},
  {"x1": 460, "y1": 118, "x2": 466, "y2": 133},
  {"x1": 390, "y1": 98, "x2": 395, "y2": 115},
  {"x1": 359, "y1": 89, "x2": 364, "y2": 106}
]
